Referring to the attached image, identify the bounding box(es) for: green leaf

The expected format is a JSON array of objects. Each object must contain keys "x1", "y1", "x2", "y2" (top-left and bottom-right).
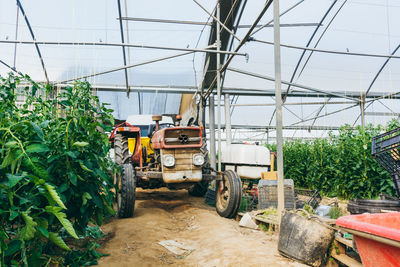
[
  {"x1": 58, "y1": 183, "x2": 69, "y2": 193},
  {"x1": 69, "y1": 172, "x2": 77, "y2": 186},
  {"x1": 1, "y1": 150, "x2": 15, "y2": 168},
  {"x1": 48, "y1": 232, "x2": 70, "y2": 251},
  {"x1": 30, "y1": 122, "x2": 44, "y2": 140},
  {"x1": 39, "y1": 120, "x2": 50, "y2": 129},
  {"x1": 45, "y1": 206, "x2": 78, "y2": 239},
  {"x1": 4, "y1": 240, "x2": 22, "y2": 257},
  {"x1": 79, "y1": 161, "x2": 93, "y2": 173},
  {"x1": 4, "y1": 141, "x2": 18, "y2": 148},
  {"x1": 65, "y1": 151, "x2": 77, "y2": 159},
  {"x1": 82, "y1": 192, "x2": 92, "y2": 206},
  {"x1": 44, "y1": 184, "x2": 67, "y2": 209},
  {"x1": 37, "y1": 227, "x2": 49, "y2": 238},
  {"x1": 33, "y1": 165, "x2": 49, "y2": 179},
  {"x1": 36, "y1": 217, "x2": 48, "y2": 229},
  {"x1": 105, "y1": 203, "x2": 116, "y2": 216},
  {"x1": 9, "y1": 210, "x2": 18, "y2": 221},
  {"x1": 6, "y1": 173, "x2": 24, "y2": 188},
  {"x1": 26, "y1": 143, "x2": 49, "y2": 153},
  {"x1": 47, "y1": 154, "x2": 62, "y2": 163},
  {"x1": 20, "y1": 212, "x2": 37, "y2": 240},
  {"x1": 72, "y1": 141, "x2": 89, "y2": 147},
  {"x1": 31, "y1": 83, "x2": 39, "y2": 96}
]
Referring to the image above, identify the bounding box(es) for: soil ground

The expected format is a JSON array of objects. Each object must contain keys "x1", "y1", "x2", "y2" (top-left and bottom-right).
[{"x1": 97, "y1": 188, "x2": 307, "y2": 267}]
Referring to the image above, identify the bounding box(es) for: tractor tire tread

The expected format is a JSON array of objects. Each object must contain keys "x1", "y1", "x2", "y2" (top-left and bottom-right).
[
  {"x1": 216, "y1": 170, "x2": 242, "y2": 218},
  {"x1": 118, "y1": 164, "x2": 136, "y2": 218},
  {"x1": 114, "y1": 133, "x2": 131, "y2": 165}
]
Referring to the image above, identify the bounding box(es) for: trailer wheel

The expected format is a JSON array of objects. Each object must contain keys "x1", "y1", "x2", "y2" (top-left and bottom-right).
[
  {"x1": 188, "y1": 180, "x2": 209, "y2": 197},
  {"x1": 216, "y1": 170, "x2": 242, "y2": 218},
  {"x1": 114, "y1": 133, "x2": 131, "y2": 165},
  {"x1": 116, "y1": 164, "x2": 136, "y2": 218}
]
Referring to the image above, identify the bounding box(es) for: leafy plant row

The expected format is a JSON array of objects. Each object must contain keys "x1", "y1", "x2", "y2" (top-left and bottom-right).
[
  {"x1": 0, "y1": 73, "x2": 115, "y2": 266},
  {"x1": 267, "y1": 121, "x2": 400, "y2": 199}
]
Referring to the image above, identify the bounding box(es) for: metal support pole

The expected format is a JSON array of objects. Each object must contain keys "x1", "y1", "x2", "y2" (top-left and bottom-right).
[
  {"x1": 216, "y1": 2, "x2": 222, "y2": 171},
  {"x1": 360, "y1": 93, "x2": 366, "y2": 129},
  {"x1": 117, "y1": 0, "x2": 130, "y2": 97},
  {"x1": 209, "y1": 94, "x2": 217, "y2": 169},
  {"x1": 224, "y1": 94, "x2": 232, "y2": 144},
  {"x1": 199, "y1": 97, "x2": 205, "y2": 128},
  {"x1": 13, "y1": 4, "x2": 19, "y2": 69},
  {"x1": 273, "y1": 0, "x2": 285, "y2": 224}
]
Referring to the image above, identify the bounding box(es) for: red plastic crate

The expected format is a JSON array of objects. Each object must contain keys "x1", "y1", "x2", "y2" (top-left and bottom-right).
[{"x1": 336, "y1": 212, "x2": 400, "y2": 267}]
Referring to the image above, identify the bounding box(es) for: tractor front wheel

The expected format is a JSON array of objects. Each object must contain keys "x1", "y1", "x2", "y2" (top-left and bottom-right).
[
  {"x1": 216, "y1": 170, "x2": 242, "y2": 218},
  {"x1": 114, "y1": 133, "x2": 131, "y2": 165},
  {"x1": 189, "y1": 138, "x2": 211, "y2": 197},
  {"x1": 116, "y1": 164, "x2": 136, "y2": 218}
]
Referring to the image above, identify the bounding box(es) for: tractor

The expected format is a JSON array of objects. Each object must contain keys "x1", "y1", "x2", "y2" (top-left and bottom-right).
[{"x1": 109, "y1": 115, "x2": 242, "y2": 218}]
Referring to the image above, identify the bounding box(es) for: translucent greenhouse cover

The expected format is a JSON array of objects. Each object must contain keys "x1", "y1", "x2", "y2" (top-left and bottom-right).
[{"x1": 0, "y1": 0, "x2": 399, "y2": 140}]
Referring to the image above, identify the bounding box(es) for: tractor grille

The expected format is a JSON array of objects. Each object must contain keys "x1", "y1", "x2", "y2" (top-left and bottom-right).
[{"x1": 164, "y1": 128, "x2": 201, "y2": 146}]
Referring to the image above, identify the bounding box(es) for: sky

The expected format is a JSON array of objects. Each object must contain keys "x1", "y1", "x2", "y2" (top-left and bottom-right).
[{"x1": 0, "y1": 0, "x2": 399, "y2": 140}]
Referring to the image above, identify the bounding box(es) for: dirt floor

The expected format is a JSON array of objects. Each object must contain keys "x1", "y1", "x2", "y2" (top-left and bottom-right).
[{"x1": 97, "y1": 188, "x2": 307, "y2": 267}]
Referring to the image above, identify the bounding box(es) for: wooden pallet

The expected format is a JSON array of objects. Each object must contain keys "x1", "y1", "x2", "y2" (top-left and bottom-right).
[{"x1": 327, "y1": 235, "x2": 362, "y2": 267}]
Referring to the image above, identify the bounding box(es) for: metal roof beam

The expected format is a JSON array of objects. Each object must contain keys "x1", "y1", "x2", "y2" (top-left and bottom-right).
[
  {"x1": 238, "y1": 23, "x2": 320, "y2": 29},
  {"x1": 0, "y1": 40, "x2": 246, "y2": 56},
  {"x1": 251, "y1": 39, "x2": 400, "y2": 59},
  {"x1": 206, "y1": 124, "x2": 353, "y2": 131},
  {"x1": 227, "y1": 67, "x2": 358, "y2": 101},
  {"x1": 119, "y1": 17, "x2": 212, "y2": 26},
  {"x1": 0, "y1": 59, "x2": 17, "y2": 73},
  {"x1": 16, "y1": 0, "x2": 49, "y2": 83},
  {"x1": 42, "y1": 83, "x2": 400, "y2": 99}
]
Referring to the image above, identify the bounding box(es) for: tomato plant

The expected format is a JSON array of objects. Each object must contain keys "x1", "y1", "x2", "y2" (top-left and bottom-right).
[
  {"x1": 0, "y1": 73, "x2": 115, "y2": 266},
  {"x1": 267, "y1": 123, "x2": 397, "y2": 199}
]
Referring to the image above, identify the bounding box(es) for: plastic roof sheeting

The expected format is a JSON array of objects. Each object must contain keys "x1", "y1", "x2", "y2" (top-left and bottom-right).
[{"x1": 0, "y1": 0, "x2": 399, "y2": 139}]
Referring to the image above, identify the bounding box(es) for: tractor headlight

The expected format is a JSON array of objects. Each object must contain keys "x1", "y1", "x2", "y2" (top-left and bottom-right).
[
  {"x1": 193, "y1": 153, "x2": 205, "y2": 166},
  {"x1": 163, "y1": 154, "x2": 175, "y2": 167}
]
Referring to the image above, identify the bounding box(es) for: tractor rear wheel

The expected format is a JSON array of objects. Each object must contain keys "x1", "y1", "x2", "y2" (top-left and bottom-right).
[
  {"x1": 114, "y1": 133, "x2": 131, "y2": 165},
  {"x1": 216, "y1": 170, "x2": 242, "y2": 218},
  {"x1": 116, "y1": 164, "x2": 136, "y2": 218}
]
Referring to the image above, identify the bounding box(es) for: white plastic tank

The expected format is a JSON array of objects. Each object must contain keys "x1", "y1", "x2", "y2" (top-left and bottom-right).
[
  {"x1": 221, "y1": 144, "x2": 271, "y2": 179},
  {"x1": 221, "y1": 144, "x2": 270, "y2": 165}
]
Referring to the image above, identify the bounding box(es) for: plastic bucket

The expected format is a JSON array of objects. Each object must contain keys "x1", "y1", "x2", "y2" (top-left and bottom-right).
[{"x1": 278, "y1": 211, "x2": 335, "y2": 266}]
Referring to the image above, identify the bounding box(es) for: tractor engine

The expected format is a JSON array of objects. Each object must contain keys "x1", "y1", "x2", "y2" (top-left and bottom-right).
[{"x1": 151, "y1": 125, "x2": 204, "y2": 184}]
